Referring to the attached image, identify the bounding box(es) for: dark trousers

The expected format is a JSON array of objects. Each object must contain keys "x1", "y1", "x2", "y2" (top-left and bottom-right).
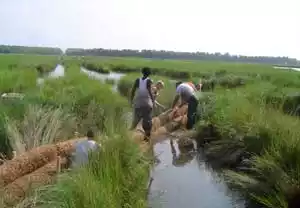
[
  {"x1": 186, "y1": 95, "x2": 199, "y2": 130},
  {"x1": 131, "y1": 106, "x2": 152, "y2": 137}
]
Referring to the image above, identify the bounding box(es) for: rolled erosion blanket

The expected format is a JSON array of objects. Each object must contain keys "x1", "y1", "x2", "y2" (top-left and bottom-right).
[
  {"x1": 133, "y1": 104, "x2": 188, "y2": 144},
  {"x1": 2, "y1": 157, "x2": 68, "y2": 207},
  {"x1": 0, "y1": 139, "x2": 82, "y2": 187}
]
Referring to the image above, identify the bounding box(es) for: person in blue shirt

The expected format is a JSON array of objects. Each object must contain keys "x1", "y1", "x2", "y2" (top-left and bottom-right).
[{"x1": 70, "y1": 130, "x2": 101, "y2": 169}]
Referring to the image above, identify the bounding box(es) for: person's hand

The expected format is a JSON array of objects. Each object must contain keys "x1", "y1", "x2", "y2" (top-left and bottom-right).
[{"x1": 171, "y1": 107, "x2": 179, "y2": 119}]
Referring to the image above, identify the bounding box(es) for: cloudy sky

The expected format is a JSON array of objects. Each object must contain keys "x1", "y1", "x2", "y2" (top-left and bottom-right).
[{"x1": 0, "y1": 0, "x2": 299, "y2": 58}]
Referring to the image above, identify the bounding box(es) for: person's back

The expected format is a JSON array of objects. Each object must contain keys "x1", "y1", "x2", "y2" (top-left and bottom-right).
[
  {"x1": 134, "y1": 77, "x2": 153, "y2": 108},
  {"x1": 71, "y1": 139, "x2": 99, "y2": 168},
  {"x1": 172, "y1": 81, "x2": 199, "y2": 130},
  {"x1": 176, "y1": 83, "x2": 195, "y2": 103}
]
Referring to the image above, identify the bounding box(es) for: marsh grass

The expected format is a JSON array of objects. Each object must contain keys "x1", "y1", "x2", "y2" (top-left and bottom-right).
[
  {"x1": 82, "y1": 62, "x2": 110, "y2": 74},
  {"x1": 21, "y1": 132, "x2": 150, "y2": 208},
  {"x1": 196, "y1": 83, "x2": 300, "y2": 207},
  {"x1": 0, "y1": 62, "x2": 148, "y2": 207},
  {"x1": 0, "y1": 69, "x2": 37, "y2": 93},
  {"x1": 5, "y1": 105, "x2": 77, "y2": 155}
]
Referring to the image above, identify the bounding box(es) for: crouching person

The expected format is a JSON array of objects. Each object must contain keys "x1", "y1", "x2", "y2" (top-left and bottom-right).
[
  {"x1": 69, "y1": 130, "x2": 101, "y2": 169},
  {"x1": 172, "y1": 82, "x2": 201, "y2": 130}
]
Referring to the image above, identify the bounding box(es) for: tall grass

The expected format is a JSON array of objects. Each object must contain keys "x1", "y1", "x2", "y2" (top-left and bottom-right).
[
  {"x1": 0, "y1": 61, "x2": 149, "y2": 207},
  {"x1": 197, "y1": 83, "x2": 300, "y2": 207},
  {"x1": 0, "y1": 69, "x2": 37, "y2": 93},
  {"x1": 5, "y1": 105, "x2": 77, "y2": 155},
  {"x1": 24, "y1": 133, "x2": 150, "y2": 208},
  {"x1": 0, "y1": 54, "x2": 60, "y2": 73}
]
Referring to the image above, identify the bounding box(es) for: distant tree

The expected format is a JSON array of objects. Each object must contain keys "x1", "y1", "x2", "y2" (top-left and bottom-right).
[
  {"x1": 0, "y1": 45, "x2": 63, "y2": 55},
  {"x1": 65, "y1": 48, "x2": 299, "y2": 66}
]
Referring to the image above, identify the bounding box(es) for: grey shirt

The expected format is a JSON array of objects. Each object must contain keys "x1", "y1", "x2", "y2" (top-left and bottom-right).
[
  {"x1": 176, "y1": 83, "x2": 196, "y2": 102},
  {"x1": 134, "y1": 77, "x2": 153, "y2": 108},
  {"x1": 70, "y1": 139, "x2": 100, "y2": 168}
]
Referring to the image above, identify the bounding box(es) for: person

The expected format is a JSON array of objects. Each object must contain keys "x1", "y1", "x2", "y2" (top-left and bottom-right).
[
  {"x1": 70, "y1": 130, "x2": 101, "y2": 169},
  {"x1": 152, "y1": 80, "x2": 166, "y2": 113},
  {"x1": 171, "y1": 81, "x2": 201, "y2": 130},
  {"x1": 130, "y1": 67, "x2": 155, "y2": 140}
]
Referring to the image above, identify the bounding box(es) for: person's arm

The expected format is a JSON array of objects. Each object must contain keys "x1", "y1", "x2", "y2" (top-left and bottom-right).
[
  {"x1": 172, "y1": 94, "x2": 180, "y2": 109},
  {"x1": 130, "y1": 79, "x2": 139, "y2": 104},
  {"x1": 147, "y1": 79, "x2": 155, "y2": 105}
]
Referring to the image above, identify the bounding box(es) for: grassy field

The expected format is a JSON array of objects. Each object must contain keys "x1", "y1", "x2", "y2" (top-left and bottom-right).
[
  {"x1": 90, "y1": 55, "x2": 300, "y2": 207},
  {"x1": 1, "y1": 54, "x2": 300, "y2": 207},
  {"x1": 0, "y1": 54, "x2": 150, "y2": 207}
]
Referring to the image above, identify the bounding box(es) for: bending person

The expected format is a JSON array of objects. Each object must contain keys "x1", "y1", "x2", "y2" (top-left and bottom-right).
[
  {"x1": 152, "y1": 80, "x2": 166, "y2": 114},
  {"x1": 130, "y1": 67, "x2": 155, "y2": 141},
  {"x1": 171, "y1": 81, "x2": 201, "y2": 130}
]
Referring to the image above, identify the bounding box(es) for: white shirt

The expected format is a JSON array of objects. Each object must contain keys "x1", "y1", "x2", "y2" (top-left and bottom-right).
[
  {"x1": 71, "y1": 139, "x2": 100, "y2": 168},
  {"x1": 176, "y1": 83, "x2": 195, "y2": 102}
]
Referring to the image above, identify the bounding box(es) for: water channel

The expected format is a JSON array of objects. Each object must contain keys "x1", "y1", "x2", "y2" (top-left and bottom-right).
[
  {"x1": 148, "y1": 134, "x2": 246, "y2": 208},
  {"x1": 41, "y1": 65, "x2": 253, "y2": 208}
]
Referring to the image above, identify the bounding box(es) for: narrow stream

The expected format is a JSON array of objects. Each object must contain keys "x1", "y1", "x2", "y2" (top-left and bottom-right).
[
  {"x1": 273, "y1": 66, "x2": 300, "y2": 72},
  {"x1": 80, "y1": 67, "x2": 125, "y2": 91},
  {"x1": 37, "y1": 64, "x2": 65, "y2": 85},
  {"x1": 148, "y1": 134, "x2": 245, "y2": 208},
  {"x1": 37, "y1": 65, "x2": 248, "y2": 208}
]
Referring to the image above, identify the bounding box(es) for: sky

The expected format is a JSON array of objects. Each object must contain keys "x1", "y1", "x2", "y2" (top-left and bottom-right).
[{"x1": 0, "y1": 0, "x2": 299, "y2": 59}]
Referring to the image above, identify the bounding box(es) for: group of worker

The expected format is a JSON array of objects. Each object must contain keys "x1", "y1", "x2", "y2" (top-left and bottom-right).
[
  {"x1": 130, "y1": 67, "x2": 202, "y2": 141},
  {"x1": 69, "y1": 66, "x2": 202, "y2": 168}
]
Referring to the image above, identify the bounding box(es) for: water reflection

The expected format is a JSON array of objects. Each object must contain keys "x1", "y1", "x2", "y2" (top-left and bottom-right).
[
  {"x1": 148, "y1": 136, "x2": 246, "y2": 208},
  {"x1": 170, "y1": 139, "x2": 196, "y2": 167}
]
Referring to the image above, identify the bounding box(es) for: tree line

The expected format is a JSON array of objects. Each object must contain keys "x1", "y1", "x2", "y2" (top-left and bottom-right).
[
  {"x1": 0, "y1": 45, "x2": 298, "y2": 66},
  {"x1": 66, "y1": 48, "x2": 299, "y2": 66},
  {"x1": 0, "y1": 45, "x2": 63, "y2": 55}
]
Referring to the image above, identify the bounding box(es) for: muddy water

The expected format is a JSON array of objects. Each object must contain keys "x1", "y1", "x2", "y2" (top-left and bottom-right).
[
  {"x1": 148, "y1": 136, "x2": 245, "y2": 208},
  {"x1": 80, "y1": 67, "x2": 125, "y2": 91}
]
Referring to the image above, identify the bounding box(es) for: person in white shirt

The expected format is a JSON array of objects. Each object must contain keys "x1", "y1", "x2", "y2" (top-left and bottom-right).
[
  {"x1": 70, "y1": 130, "x2": 101, "y2": 169},
  {"x1": 172, "y1": 81, "x2": 201, "y2": 129}
]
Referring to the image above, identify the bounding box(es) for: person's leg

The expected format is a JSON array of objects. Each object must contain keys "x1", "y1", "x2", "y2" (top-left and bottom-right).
[
  {"x1": 186, "y1": 96, "x2": 198, "y2": 130},
  {"x1": 142, "y1": 106, "x2": 153, "y2": 139},
  {"x1": 130, "y1": 107, "x2": 142, "y2": 130}
]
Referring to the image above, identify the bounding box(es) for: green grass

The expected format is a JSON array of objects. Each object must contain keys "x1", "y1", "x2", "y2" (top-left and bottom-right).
[
  {"x1": 0, "y1": 57, "x2": 149, "y2": 207},
  {"x1": 2, "y1": 54, "x2": 300, "y2": 207},
  {"x1": 64, "y1": 55, "x2": 300, "y2": 83},
  {"x1": 195, "y1": 82, "x2": 300, "y2": 207},
  {"x1": 22, "y1": 133, "x2": 150, "y2": 208},
  {"x1": 0, "y1": 54, "x2": 60, "y2": 73}
]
